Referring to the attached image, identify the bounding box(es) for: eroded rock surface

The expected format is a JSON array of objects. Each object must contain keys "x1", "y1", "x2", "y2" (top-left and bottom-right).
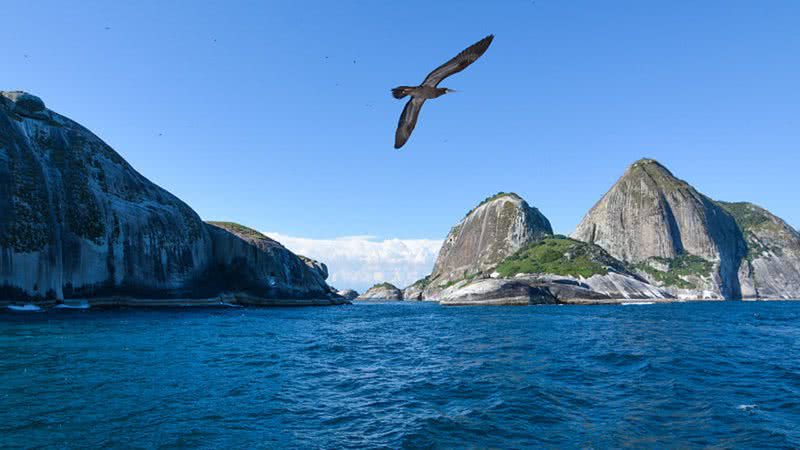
[
  {"x1": 719, "y1": 202, "x2": 800, "y2": 299},
  {"x1": 572, "y1": 159, "x2": 746, "y2": 299},
  {"x1": 0, "y1": 91, "x2": 340, "y2": 306},
  {"x1": 357, "y1": 283, "x2": 403, "y2": 300},
  {"x1": 421, "y1": 193, "x2": 552, "y2": 299}
]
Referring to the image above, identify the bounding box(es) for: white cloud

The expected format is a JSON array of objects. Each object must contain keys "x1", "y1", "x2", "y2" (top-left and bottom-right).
[{"x1": 265, "y1": 232, "x2": 443, "y2": 293}]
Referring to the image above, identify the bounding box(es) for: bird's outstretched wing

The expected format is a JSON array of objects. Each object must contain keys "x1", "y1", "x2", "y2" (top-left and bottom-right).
[
  {"x1": 395, "y1": 97, "x2": 425, "y2": 149},
  {"x1": 422, "y1": 35, "x2": 494, "y2": 87}
]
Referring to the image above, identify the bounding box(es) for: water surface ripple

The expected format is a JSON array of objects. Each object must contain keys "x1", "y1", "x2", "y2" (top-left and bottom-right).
[{"x1": 2, "y1": 301, "x2": 800, "y2": 448}]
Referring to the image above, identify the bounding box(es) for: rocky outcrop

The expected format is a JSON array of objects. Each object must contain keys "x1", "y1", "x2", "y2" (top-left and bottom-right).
[
  {"x1": 336, "y1": 289, "x2": 359, "y2": 300},
  {"x1": 357, "y1": 283, "x2": 403, "y2": 300},
  {"x1": 402, "y1": 277, "x2": 429, "y2": 301},
  {"x1": 421, "y1": 193, "x2": 552, "y2": 299},
  {"x1": 572, "y1": 159, "x2": 746, "y2": 299},
  {"x1": 719, "y1": 202, "x2": 800, "y2": 299},
  {"x1": 0, "y1": 91, "x2": 342, "y2": 306},
  {"x1": 205, "y1": 222, "x2": 333, "y2": 301},
  {"x1": 414, "y1": 190, "x2": 674, "y2": 305},
  {"x1": 439, "y1": 273, "x2": 673, "y2": 306},
  {"x1": 439, "y1": 278, "x2": 557, "y2": 306},
  {"x1": 439, "y1": 236, "x2": 672, "y2": 305}
]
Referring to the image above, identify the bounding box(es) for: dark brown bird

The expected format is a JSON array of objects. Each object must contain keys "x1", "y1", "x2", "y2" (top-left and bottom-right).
[{"x1": 391, "y1": 34, "x2": 493, "y2": 149}]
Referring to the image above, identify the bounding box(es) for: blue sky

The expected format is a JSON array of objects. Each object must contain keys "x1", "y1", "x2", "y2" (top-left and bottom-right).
[{"x1": 3, "y1": 1, "x2": 799, "y2": 289}]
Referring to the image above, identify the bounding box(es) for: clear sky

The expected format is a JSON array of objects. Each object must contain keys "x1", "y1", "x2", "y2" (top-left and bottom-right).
[{"x1": 3, "y1": 1, "x2": 799, "y2": 290}]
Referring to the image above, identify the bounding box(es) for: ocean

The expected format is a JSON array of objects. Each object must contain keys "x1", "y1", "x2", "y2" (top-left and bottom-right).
[{"x1": 2, "y1": 301, "x2": 799, "y2": 448}]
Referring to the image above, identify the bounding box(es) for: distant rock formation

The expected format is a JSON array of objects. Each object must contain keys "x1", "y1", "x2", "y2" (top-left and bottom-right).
[
  {"x1": 718, "y1": 202, "x2": 800, "y2": 299},
  {"x1": 336, "y1": 289, "x2": 359, "y2": 300},
  {"x1": 572, "y1": 159, "x2": 746, "y2": 299},
  {"x1": 438, "y1": 236, "x2": 671, "y2": 305},
  {"x1": 572, "y1": 158, "x2": 800, "y2": 300},
  {"x1": 410, "y1": 192, "x2": 672, "y2": 305},
  {"x1": 357, "y1": 283, "x2": 403, "y2": 300},
  {"x1": 420, "y1": 192, "x2": 552, "y2": 299},
  {"x1": 402, "y1": 276, "x2": 429, "y2": 301},
  {"x1": 0, "y1": 91, "x2": 343, "y2": 306},
  {"x1": 205, "y1": 222, "x2": 335, "y2": 302}
]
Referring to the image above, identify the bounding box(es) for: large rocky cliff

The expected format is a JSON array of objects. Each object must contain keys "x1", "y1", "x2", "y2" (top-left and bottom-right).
[
  {"x1": 0, "y1": 91, "x2": 340, "y2": 306},
  {"x1": 411, "y1": 192, "x2": 672, "y2": 305},
  {"x1": 719, "y1": 202, "x2": 800, "y2": 299},
  {"x1": 572, "y1": 159, "x2": 746, "y2": 299},
  {"x1": 420, "y1": 193, "x2": 552, "y2": 298},
  {"x1": 571, "y1": 159, "x2": 800, "y2": 300}
]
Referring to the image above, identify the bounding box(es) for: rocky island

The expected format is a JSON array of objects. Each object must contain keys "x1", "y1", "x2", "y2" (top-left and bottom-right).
[
  {"x1": 404, "y1": 159, "x2": 800, "y2": 305},
  {"x1": 573, "y1": 159, "x2": 800, "y2": 300},
  {"x1": 0, "y1": 91, "x2": 346, "y2": 307},
  {"x1": 356, "y1": 283, "x2": 403, "y2": 300},
  {"x1": 404, "y1": 192, "x2": 670, "y2": 305}
]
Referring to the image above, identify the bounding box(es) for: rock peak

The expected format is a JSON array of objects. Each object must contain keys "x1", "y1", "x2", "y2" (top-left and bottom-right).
[
  {"x1": 573, "y1": 159, "x2": 747, "y2": 299},
  {"x1": 421, "y1": 193, "x2": 553, "y2": 298},
  {"x1": 1, "y1": 91, "x2": 45, "y2": 111},
  {"x1": 628, "y1": 158, "x2": 674, "y2": 175}
]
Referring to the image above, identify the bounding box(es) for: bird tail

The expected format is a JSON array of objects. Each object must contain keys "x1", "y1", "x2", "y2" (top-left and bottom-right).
[{"x1": 392, "y1": 86, "x2": 414, "y2": 99}]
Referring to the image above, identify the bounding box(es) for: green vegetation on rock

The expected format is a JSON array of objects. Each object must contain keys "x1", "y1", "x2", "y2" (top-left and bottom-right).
[
  {"x1": 3, "y1": 147, "x2": 51, "y2": 252},
  {"x1": 632, "y1": 254, "x2": 713, "y2": 289},
  {"x1": 495, "y1": 237, "x2": 618, "y2": 279},
  {"x1": 717, "y1": 201, "x2": 787, "y2": 260},
  {"x1": 207, "y1": 221, "x2": 274, "y2": 242},
  {"x1": 465, "y1": 192, "x2": 519, "y2": 217},
  {"x1": 443, "y1": 272, "x2": 480, "y2": 289},
  {"x1": 408, "y1": 276, "x2": 430, "y2": 289},
  {"x1": 370, "y1": 282, "x2": 399, "y2": 290}
]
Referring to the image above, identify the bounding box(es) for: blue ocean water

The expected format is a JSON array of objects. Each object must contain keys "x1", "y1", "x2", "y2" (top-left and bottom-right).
[{"x1": 2, "y1": 301, "x2": 800, "y2": 449}]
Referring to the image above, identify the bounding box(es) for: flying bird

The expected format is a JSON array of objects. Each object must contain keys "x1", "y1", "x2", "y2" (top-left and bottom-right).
[{"x1": 391, "y1": 34, "x2": 494, "y2": 149}]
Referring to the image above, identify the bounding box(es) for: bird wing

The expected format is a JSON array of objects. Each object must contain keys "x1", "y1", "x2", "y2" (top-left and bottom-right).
[
  {"x1": 421, "y1": 35, "x2": 494, "y2": 87},
  {"x1": 394, "y1": 97, "x2": 425, "y2": 149}
]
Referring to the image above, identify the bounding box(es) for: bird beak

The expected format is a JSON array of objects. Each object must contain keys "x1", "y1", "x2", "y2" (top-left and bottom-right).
[{"x1": 448, "y1": 89, "x2": 458, "y2": 93}]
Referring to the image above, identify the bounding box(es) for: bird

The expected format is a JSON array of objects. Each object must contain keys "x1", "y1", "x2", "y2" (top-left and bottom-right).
[{"x1": 391, "y1": 34, "x2": 493, "y2": 149}]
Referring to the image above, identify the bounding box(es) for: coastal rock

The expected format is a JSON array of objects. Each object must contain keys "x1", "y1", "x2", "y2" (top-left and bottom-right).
[
  {"x1": 205, "y1": 222, "x2": 331, "y2": 301},
  {"x1": 0, "y1": 91, "x2": 339, "y2": 306},
  {"x1": 422, "y1": 192, "x2": 552, "y2": 299},
  {"x1": 336, "y1": 289, "x2": 359, "y2": 300},
  {"x1": 402, "y1": 276, "x2": 429, "y2": 301},
  {"x1": 719, "y1": 202, "x2": 800, "y2": 299},
  {"x1": 439, "y1": 271, "x2": 672, "y2": 306},
  {"x1": 439, "y1": 278, "x2": 556, "y2": 306},
  {"x1": 439, "y1": 236, "x2": 671, "y2": 305},
  {"x1": 572, "y1": 159, "x2": 746, "y2": 299},
  {"x1": 357, "y1": 283, "x2": 403, "y2": 300},
  {"x1": 298, "y1": 255, "x2": 328, "y2": 280}
]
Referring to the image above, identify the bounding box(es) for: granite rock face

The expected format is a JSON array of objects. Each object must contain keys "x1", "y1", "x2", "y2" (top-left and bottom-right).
[
  {"x1": 357, "y1": 283, "x2": 403, "y2": 300},
  {"x1": 421, "y1": 193, "x2": 552, "y2": 299},
  {"x1": 572, "y1": 159, "x2": 746, "y2": 299},
  {"x1": 719, "y1": 202, "x2": 800, "y2": 299},
  {"x1": 439, "y1": 273, "x2": 672, "y2": 306},
  {"x1": 336, "y1": 289, "x2": 359, "y2": 300},
  {"x1": 439, "y1": 278, "x2": 557, "y2": 306},
  {"x1": 439, "y1": 237, "x2": 672, "y2": 306},
  {"x1": 415, "y1": 192, "x2": 673, "y2": 305},
  {"x1": 205, "y1": 222, "x2": 332, "y2": 301},
  {"x1": 0, "y1": 91, "x2": 338, "y2": 305},
  {"x1": 402, "y1": 277, "x2": 429, "y2": 301}
]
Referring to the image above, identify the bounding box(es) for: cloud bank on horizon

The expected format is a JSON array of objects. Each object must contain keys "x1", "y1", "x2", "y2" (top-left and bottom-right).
[{"x1": 266, "y1": 233, "x2": 443, "y2": 293}]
